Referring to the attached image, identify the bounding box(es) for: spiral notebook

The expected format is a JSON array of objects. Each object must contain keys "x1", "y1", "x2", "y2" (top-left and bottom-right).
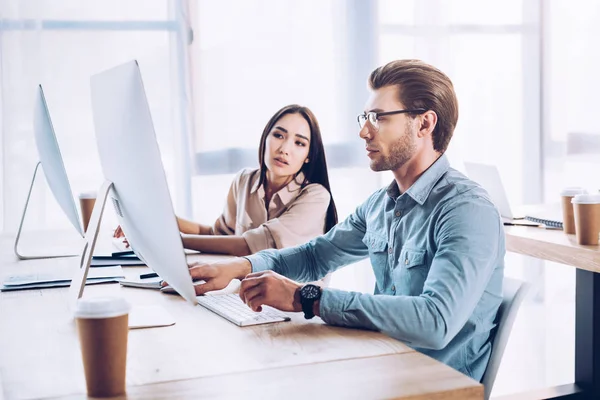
[
  {"x1": 524, "y1": 215, "x2": 562, "y2": 229},
  {"x1": 523, "y1": 205, "x2": 563, "y2": 229}
]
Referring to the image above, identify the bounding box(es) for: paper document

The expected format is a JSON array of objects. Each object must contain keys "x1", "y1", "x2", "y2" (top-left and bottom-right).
[
  {"x1": 1, "y1": 266, "x2": 124, "y2": 291},
  {"x1": 120, "y1": 276, "x2": 162, "y2": 290}
]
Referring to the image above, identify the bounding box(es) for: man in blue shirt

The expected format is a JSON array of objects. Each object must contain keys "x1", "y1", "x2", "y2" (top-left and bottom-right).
[{"x1": 188, "y1": 59, "x2": 505, "y2": 381}]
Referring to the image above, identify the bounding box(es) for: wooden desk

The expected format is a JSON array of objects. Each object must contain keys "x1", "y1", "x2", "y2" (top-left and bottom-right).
[
  {"x1": 505, "y1": 226, "x2": 600, "y2": 273},
  {"x1": 506, "y1": 226, "x2": 600, "y2": 400},
  {"x1": 0, "y1": 232, "x2": 482, "y2": 400}
]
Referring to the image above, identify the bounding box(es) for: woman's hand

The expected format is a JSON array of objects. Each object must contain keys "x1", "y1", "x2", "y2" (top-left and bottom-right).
[
  {"x1": 113, "y1": 225, "x2": 124, "y2": 238},
  {"x1": 177, "y1": 217, "x2": 203, "y2": 235},
  {"x1": 112, "y1": 226, "x2": 130, "y2": 248}
]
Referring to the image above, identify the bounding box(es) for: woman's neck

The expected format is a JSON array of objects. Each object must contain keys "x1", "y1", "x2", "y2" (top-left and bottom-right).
[{"x1": 264, "y1": 170, "x2": 295, "y2": 206}]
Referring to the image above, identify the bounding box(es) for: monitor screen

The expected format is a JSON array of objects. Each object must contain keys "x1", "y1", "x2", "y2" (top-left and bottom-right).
[
  {"x1": 33, "y1": 85, "x2": 84, "y2": 237},
  {"x1": 89, "y1": 60, "x2": 197, "y2": 304}
]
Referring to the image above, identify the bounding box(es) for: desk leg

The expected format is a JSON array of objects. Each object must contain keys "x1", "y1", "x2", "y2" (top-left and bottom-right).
[{"x1": 574, "y1": 269, "x2": 600, "y2": 400}]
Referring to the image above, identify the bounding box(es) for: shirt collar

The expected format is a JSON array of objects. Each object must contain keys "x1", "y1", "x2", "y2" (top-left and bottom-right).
[
  {"x1": 386, "y1": 154, "x2": 450, "y2": 205},
  {"x1": 251, "y1": 171, "x2": 306, "y2": 206}
]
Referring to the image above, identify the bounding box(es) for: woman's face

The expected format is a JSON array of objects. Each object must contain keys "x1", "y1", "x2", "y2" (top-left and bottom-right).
[{"x1": 264, "y1": 113, "x2": 311, "y2": 179}]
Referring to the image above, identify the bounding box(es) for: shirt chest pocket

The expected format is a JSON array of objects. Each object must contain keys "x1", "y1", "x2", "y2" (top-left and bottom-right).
[
  {"x1": 393, "y1": 247, "x2": 428, "y2": 296},
  {"x1": 361, "y1": 233, "x2": 390, "y2": 289}
]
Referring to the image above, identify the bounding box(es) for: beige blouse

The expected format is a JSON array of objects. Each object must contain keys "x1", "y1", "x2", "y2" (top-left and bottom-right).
[{"x1": 211, "y1": 168, "x2": 331, "y2": 253}]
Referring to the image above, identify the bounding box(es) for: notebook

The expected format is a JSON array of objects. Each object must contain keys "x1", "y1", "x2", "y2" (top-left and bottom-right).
[
  {"x1": 120, "y1": 276, "x2": 162, "y2": 290},
  {"x1": 464, "y1": 162, "x2": 562, "y2": 228},
  {"x1": 523, "y1": 204, "x2": 564, "y2": 229},
  {"x1": 1, "y1": 266, "x2": 124, "y2": 291}
]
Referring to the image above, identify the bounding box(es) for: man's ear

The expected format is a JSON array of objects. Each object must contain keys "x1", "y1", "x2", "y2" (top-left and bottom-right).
[{"x1": 417, "y1": 110, "x2": 437, "y2": 138}]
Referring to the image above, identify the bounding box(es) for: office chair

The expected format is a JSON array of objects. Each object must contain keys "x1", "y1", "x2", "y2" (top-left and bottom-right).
[{"x1": 481, "y1": 277, "x2": 530, "y2": 400}]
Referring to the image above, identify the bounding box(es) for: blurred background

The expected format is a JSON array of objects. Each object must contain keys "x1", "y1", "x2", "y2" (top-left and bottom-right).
[{"x1": 1, "y1": 0, "x2": 599, "y2": 396}]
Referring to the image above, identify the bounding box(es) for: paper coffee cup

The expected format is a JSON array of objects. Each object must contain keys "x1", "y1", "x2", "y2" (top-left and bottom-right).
[
  {"x1": 78, "y1": 192, "x2": 97, "y2": 233},
  {"x1": 572, "y1": 194, "x2": 600, "y2": 245},
  {"x1": 75, "y1": 297, "x2": 130, "y2": 397},
  {"x1": 560, "y1": 187, "x2": 587, "y2": 234}
]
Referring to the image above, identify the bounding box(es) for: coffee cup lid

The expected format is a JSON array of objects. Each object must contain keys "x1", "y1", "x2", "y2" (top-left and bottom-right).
[
  {"x1": 571, "y1": 193, "x2": 600, "y2": 204},
  {"x1": 560, "y1": 187, "x2": 587, "y2": 196},
  {"x1": 74, "y1": 297, "x2": 130, "y2": 319},
  {"x1": 78, "y1": 191, "x2": 97, "y2": 199}
]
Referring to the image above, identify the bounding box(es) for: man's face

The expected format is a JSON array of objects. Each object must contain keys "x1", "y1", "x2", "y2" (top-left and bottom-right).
[{"x1": 360, "y1": 85, "x2": 418, "y2": 172}]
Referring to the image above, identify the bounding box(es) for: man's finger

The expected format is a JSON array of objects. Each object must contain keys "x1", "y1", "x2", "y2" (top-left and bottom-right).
[
  {"x1": 195, "y1": 281, "x2": 217, "y2": 296},
  {"x1": 244, "y1": 270, "x2": 271, "y2": 279},
  {"x1": 189, "y1": 264, "x2": 214, "y2": 281},
  {"x1": 240, "y1": 284, "x2": 264, "y2": 306},
  {"x1": 239, "y1": 276, "x2": 263, "y2": 299},
  {"x1": 246, "y1": 293, "x2": 265, "y2": 312}
]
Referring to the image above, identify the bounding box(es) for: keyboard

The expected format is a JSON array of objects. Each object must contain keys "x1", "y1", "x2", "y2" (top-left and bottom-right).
[{"x1": 196, "y1": 293, "x2": 291, "y2": 327}]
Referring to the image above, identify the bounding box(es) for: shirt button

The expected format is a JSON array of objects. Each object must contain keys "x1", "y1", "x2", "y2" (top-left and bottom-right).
[
  {"x1": 392, "y1": 285, "x2": 396, "y2": 292},
  {"x1": 405, "y1": 258, "x2": 409, "y2": 265},
  {"x1": 388, "y1": 247, "x2": 393, "y2": 254},
  {"x1": 395, "y1": 211, "x2": 401, "y2": 217}
]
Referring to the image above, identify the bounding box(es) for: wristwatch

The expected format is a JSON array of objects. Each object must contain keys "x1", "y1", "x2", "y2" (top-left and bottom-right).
[{"x1": 299, "y1": 284, "x2": 322, "y2": 319}]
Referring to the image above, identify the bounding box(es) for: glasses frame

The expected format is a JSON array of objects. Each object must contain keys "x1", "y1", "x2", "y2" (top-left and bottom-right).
[{"x1": 357, "y1": 108, "x2": 428, "y2": 130}]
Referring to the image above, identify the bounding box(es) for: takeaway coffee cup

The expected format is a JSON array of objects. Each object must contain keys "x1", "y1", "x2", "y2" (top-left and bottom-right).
[
  {"x1": 560, "y1": 187, "x2": 587, "y2": 234},
  {"x1": 75, "y1": 297, "x2": 130, "y2": 397},
  {"x1": 78, "y1": 192, "x2": 97, "y2": 232},
  {"x1": 572, "y1": 194, "x2": 600, "y2": 245}
]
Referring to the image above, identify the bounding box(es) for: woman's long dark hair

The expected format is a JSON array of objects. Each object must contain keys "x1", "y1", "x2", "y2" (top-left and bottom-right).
[{"x1": 257, "y1": 104, "x2": 338, "y2": 232}]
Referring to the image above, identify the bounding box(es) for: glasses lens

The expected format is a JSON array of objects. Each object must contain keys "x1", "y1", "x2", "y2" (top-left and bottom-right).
[
  {"x1": 358, "y1": 114, "x2": 367, "y2": 128},
  {"x1": 367, "y1": 113, "x2": 378, "y2": 129}
]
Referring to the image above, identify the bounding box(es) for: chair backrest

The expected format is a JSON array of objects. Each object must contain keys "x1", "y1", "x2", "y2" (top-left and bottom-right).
[{"x1": 481, "y1": 276, "x2": 530, "y2": 400}]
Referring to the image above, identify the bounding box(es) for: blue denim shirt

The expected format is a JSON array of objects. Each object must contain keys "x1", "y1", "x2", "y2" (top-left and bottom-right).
[{"x1": 247, "y1": 155, "x2": 505, "y2": 380}]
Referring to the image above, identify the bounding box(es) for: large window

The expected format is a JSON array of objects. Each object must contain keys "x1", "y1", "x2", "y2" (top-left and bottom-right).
[
  {"x1": 0, "y1": 0, "x2": 192, "y2": 232},
  {"x1": 378, "y1": 0, "x2": 541, "y2": 206},
  {"x1": 543, "y1": 0, "x2": 600, "y2": 199}
]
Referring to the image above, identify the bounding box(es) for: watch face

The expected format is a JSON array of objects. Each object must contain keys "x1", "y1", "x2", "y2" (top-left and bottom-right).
[{"x1": 301, "y1": 284, "x2": 320, "y2": 300}]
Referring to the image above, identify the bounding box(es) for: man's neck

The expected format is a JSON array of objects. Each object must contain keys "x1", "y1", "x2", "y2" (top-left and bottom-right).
[{"x1": 392, "y1": 151, "x2": 441, "y2": 194}]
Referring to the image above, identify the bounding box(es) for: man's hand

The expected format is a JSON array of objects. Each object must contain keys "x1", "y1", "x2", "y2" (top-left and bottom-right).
[
  {"x1": 177, "y1": 258, "x2": 252, "y2": 296},
  {"x1": 238, "y1": 270, "x2": 303, "y2": 313}
]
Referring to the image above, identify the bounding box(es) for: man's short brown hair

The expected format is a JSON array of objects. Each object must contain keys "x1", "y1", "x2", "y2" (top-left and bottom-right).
[{"x1": 368, "y1": 59, "x2": 459, "y2": 153}]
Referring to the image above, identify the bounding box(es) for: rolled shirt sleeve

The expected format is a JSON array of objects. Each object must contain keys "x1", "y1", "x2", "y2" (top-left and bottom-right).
[{"x1": 242, "y1": 183, "x2": 331, "y2": 253}]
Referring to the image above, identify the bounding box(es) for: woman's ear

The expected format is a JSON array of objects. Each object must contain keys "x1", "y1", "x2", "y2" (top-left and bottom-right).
[{"x1": 305, "y1": 158, "x2": 309, "y2": 164}]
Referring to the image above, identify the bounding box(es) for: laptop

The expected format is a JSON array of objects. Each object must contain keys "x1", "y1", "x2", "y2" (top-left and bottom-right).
[{"x1": 463, "y1": 162, "x2": 541, "y2": 225}]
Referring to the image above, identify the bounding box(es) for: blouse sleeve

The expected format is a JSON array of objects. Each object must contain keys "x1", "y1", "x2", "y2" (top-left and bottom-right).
[{"x1": 242, "y1": 183, "x2": 331, "y2": 253}]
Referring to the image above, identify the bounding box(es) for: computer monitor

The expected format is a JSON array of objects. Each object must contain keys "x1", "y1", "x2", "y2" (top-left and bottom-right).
[
  {"x1": 14, "y1": 85, "x2": 84, "y2": 259},
  {"x1": 70, "y1": 60, "x2": 197, "y2": 304}
]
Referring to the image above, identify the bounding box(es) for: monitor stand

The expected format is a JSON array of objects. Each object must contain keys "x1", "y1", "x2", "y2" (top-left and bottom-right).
[
  {"x1": 14, "y1": 161, "x2": 80, "y2": 260},
  {"x1": 67, "y1": 181, "x2": 177, "y2": 329},
  {"x1": 69, "y1": 180, "x2": 114, "y2": 307}
]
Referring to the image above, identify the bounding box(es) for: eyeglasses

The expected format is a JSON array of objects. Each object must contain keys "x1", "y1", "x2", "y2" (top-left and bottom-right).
[{"x1": 357, "y1": 108, "x2": 427, "y2": 130}]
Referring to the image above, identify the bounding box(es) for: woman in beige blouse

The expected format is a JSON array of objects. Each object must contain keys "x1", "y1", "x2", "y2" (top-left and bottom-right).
[{"x1": 117, "y1": 104, "x2": 337, "y2": 257}]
